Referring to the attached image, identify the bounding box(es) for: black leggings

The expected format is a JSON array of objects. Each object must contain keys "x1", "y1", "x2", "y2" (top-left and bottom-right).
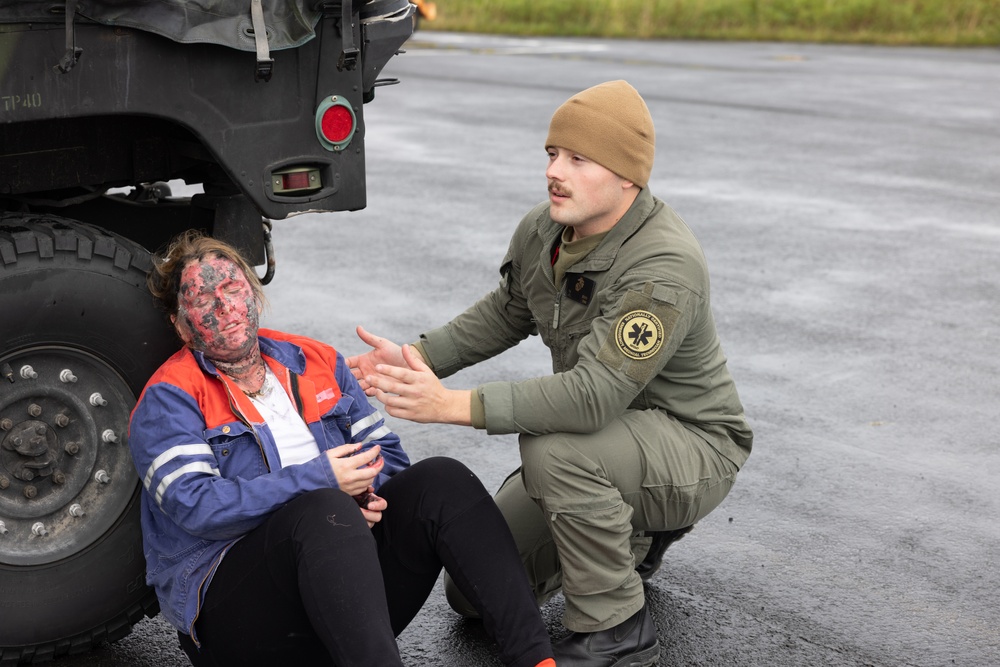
[{"x1": 177, "y1": 457, "x2": 551, "y2": 667}]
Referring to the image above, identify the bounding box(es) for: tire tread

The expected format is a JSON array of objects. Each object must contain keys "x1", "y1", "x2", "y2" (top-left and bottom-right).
[
  {"x1": 0, "y1": 213, "x2": 165, "y2": 665},
  {"x1": 0, "y1": 213, "x2": 151, "y2": 273},
  {"x1": 0, "y1": 589, "x2": 159, "y2": 665}
]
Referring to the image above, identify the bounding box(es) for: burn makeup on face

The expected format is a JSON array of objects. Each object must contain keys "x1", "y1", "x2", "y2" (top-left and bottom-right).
[{"x1": 173, "y1": 254, "x2": 262, "y2": 367}]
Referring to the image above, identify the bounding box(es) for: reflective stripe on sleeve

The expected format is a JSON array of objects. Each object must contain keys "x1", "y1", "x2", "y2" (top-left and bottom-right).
[
  {"x1": 350, "y1": 411, "x2": 383, "y2": 438},
  {"x1": 143, "y1": 444, "x2": 215, "y2": 490},
  {"x1": 361, "y1": 425, "x2": 391, "y2": 444},
  {"x1": 154, "y1": 462, "x2": 220, "y2": 508}
]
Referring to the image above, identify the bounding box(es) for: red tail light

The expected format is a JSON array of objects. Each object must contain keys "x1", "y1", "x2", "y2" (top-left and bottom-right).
[
  {"x1": 271, "y1": 167, "x2": 322, "y2": 194},
  {"x1": 315, "y1": 95, "x2": 357, "y2": 151}
]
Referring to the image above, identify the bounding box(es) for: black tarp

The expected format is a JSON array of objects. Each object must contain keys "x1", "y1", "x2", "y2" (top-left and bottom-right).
[{"x1": 0, "y1": 1, "x2": 324, "y2": 51}]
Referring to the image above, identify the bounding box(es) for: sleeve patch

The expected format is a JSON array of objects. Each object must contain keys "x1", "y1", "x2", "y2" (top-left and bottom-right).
[
  {"x1": 615, "y1": 310, "x2": 664, "y2": 360},
  {"x1": 598, "y1": 287, "x2": 682, "y2": 384}
]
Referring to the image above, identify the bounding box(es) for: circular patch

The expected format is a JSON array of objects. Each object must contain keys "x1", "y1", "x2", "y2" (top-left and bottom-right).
[{"x1": 615, "y1": 310, "x2": 664, "y2": 360}]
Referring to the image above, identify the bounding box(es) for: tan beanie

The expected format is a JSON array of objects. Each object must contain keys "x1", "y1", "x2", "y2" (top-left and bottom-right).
[{"x1": 545, "y1": 80, "x2": 655, "y2": 188}]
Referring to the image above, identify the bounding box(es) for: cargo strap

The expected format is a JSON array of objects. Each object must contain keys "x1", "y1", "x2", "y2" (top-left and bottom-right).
[
  {"x1": 324, "y1": 0, "x2": 359, "y2": 71},
  {"x1": 55, "y1": 0, "x2": 83, "y2": 73},
  {"x1": 250, "y1": 0, "x2": 274, "y2": 82}
]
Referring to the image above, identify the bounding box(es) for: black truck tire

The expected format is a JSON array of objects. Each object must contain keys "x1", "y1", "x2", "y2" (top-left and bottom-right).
[{"x1": 0, "y1": 214, "x2": 180, "y2": 664}]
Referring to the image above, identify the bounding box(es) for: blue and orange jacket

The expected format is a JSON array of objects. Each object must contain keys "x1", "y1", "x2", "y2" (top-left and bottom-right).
[{"x1": 127, "y1": 329, "x2": 408, "y2": 640}]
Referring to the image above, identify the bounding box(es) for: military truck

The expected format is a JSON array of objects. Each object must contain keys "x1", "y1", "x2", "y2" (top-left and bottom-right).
[{"x1": 0, "y1": 1, "x2": 412, "y2": 662}]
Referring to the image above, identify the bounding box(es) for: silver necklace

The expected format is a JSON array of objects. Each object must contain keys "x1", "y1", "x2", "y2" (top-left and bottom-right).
[{"x1": 244, "y1": 369, "x2": 274, "y2": 399}]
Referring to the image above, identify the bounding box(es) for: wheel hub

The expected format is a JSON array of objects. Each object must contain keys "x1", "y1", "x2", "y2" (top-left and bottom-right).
[
  {"x1": 3, "y1": 420, "x2": 58, "y2": 481},
  {"x1": 0, "y1": 347, "x2": 136, "y2": 565}
]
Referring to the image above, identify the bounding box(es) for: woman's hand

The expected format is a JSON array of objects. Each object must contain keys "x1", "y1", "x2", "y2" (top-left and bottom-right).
[
  {"x1": 354, "y1": 486, "x2": 387, "y2": 528},
  {"x1": 345, "y1": 326, "x2": 406, "y2": 393},
  {"x1": 324, "y1": 443, "x2": 384, "y2": 497}
]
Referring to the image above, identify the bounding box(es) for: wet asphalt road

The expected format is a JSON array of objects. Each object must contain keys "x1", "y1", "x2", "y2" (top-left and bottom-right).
[{"x1": 54, "y1": 32, "x2": 999, "y2": 667}]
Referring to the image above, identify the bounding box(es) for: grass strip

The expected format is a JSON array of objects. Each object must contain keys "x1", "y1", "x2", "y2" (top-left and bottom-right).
[{"x1": 427, "y1": 0, "x2": 1000, "y2": 46}]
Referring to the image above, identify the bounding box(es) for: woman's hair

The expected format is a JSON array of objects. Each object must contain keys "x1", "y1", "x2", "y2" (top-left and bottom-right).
[{"x1": 147, "y1": 230, "x2": 267, "y2": 316}]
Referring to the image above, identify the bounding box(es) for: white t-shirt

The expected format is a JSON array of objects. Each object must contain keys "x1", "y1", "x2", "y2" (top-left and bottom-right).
[{"x1": 248, "y1": 367, "x2": 321, "y2": 468}]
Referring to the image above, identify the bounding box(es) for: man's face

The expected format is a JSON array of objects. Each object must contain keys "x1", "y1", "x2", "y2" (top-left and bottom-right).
[
  {"x1": 546, "y1": 146, "x2": 632, "y2": 239},
  {"x1": 172, "y1": 254, "x2": 260, "y2": 363}
]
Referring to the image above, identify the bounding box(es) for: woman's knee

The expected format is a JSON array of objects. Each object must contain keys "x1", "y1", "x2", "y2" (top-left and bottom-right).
[
  {"x1": 399, "y1": 456, "x2": 489, "y2": 501},
  {"x1": 274, "y1": 488, "x2": 365, "y2": 537},
  {"x1": 286, "y1": 487, "x2": 355, "y2": 512},
  {"x1": 378, "y1": 458, "x2": 496, "y2": 537}
]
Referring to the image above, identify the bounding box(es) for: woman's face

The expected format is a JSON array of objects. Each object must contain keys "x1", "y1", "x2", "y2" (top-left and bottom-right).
[{"x1": 171, "y1": 254, "x2": 261, "y2": 363}]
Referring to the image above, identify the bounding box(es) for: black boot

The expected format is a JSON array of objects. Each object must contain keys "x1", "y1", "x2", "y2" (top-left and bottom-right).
[
  {"x1": 635, "y1": 524, "x2": 694, "y2": 581},
  {"x1": 552, "y1": 605, "x2": 659, "y2": 667}
]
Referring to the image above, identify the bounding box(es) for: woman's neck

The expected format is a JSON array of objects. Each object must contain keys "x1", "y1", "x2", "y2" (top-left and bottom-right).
[{"x1": 212, "y1": 346, "x2": 267, "y2": 395}]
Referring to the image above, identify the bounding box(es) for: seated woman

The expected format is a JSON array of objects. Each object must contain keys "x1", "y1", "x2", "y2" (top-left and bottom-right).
[{"x1": 128, "y1": 231, "x2": 554, "y2": 667}]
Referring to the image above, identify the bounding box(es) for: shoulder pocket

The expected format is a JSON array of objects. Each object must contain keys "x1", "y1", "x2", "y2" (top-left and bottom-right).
[{"x1": 597, "y1": 282, "x2": 684, "y2": 384}]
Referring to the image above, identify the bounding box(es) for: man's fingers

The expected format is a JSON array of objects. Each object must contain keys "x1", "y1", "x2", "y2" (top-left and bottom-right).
[
  {"x1": 357, "y1": 325, "x2": 391, "y2": 351},
  {"x1": 346, "y1": 327, "x2": 380, "y2": 371},
  {"x1": 365, "y1": 375, "x2": 405, "y2": 403},
  {"x1": 355, "y1": 325, "x2": 378, "y2": 346},
  {"x1": 373, "y1": 387, "x2": 403, "y2": 409},
  {"x1": 366, "y1": 371, "x2": 414, "y2": 400},
  {"x1": 371, "y1": 362, "x2": 411, "y2": 382},
  {"x1": 401, "y1": 344, "x2": 430, "y2": 372},
  {"x1": 372, "y1": 389, "x2": 414, "y2": 418}
]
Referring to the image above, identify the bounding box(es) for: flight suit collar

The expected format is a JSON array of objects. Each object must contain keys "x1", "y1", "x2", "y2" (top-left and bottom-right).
[{"x1": 538, "y1": 187, "x2": 656, "y2": 274}]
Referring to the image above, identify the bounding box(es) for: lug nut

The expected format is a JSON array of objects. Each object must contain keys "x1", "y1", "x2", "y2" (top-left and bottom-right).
[
  {"x1": 54, "y1": 414, "x2": 70, "y2": 428},
  {"x1": 52, "y1": 471, "x2": 66, "y2": 485},
  {"x1": 20, "y1": 365, "x2": 38, "y2": 380},
  {"x1": 69, "y1": 503, "x2": 85, "y2": 517},
  {"x1": 60, "y1": 369, "x2": 78, "y2": 383},
  {"x1": 20, "y1": 469, "x2": 34, "y2": 482},
  {"x1": 95, "y1": 470, "x2": 111, "y2": 484},
  {"x1": 0, "y1": 475, "x2": 9, "y2": 490},
  {"x1": 0, "y1": 418, "x2": 12, "y2": 431},
  {"x1": 64, "y1": 442, "x2": 80, "y2": 455},
  {"x1": 27, "y1": 404, "x2": 42, "y2": 417},
  {"x1": 24, "y1": 485, "x2": 37, "y2": 499},
  {"x1": 90, "y1": 393, "x2": 108, "y2": 407},
  {"x1": 31, "y1": 522, "x2": 48, "y2": 537},
  {"x1": 102, "y1": 429, "x2": 118, "y2": 444}
]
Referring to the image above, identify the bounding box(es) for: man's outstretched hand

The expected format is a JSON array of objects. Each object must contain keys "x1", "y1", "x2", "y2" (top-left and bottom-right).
[
  {"x1": 364, "y1": 343, "x2": 473, "y2": 426},
  {"x1": 346, "y1": 326, "x2": 406, "y2": 394}
]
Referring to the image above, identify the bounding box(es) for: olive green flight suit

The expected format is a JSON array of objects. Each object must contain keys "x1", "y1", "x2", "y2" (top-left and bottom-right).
[{"x1": 421, "y1": 188, "x2": 752, "y2": 632}]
